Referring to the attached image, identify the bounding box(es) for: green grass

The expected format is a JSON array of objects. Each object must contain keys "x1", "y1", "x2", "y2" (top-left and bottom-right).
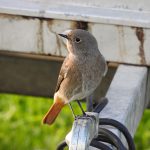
[
  {"x1": 0, "y1": 93, "x2": 73, "y2": 150},
  {"x1": 0, "y1": 93, "x2": 149, "y2": 150},
  {"x1": 134, "y1": 109, "x2": 150, "y2": 150}
]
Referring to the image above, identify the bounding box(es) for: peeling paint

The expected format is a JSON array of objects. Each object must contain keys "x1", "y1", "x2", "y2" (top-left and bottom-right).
[
  {"x1": 0, "y1": 13, "x2": 40, "y2": 21},
  {"x1": 72, "y1": 21, "x2": 88, "y2": 30},
  {"x1": 117, "y1": 25, "x2": 126, "y2": 60},
  {"x1": 0, "y1": 12, "x2": 150, "y2": 66},
  {"x1": 47, "y1": 20, "x2": 62, "y2": 55},
  {"x1": 135, "y1": 27, "x2": 146, "y2": 64},
  {"x1": 0, "y1": 13, "x2": 24, "y2": 20},
  {"x1": 37, "y1": 20, "x2": 44, "y2": 53}
]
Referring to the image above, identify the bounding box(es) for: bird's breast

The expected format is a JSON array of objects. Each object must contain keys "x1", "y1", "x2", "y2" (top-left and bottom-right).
[{"x1": 79, "y1": 58, "x2": 102, "y2": 97}]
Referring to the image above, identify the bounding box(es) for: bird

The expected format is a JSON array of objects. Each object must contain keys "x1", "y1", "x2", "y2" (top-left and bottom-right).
[{"x1": 43, "y1": 29, "x2": 107, "y2": 125}]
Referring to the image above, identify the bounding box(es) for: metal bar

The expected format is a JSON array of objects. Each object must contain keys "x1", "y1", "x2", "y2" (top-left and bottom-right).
[
  {"x1": 0, "y1": 52, "x2": 114, "y2": 97},
  {"x1": 0, "y1": 53, "x2": 62, "y2": 97},
  {"x1": 0, "y1": 50, "x2": 64, "y2": 62},
  {"x1": 66, "y1": 112, "x2": 99, "y2": 150}
]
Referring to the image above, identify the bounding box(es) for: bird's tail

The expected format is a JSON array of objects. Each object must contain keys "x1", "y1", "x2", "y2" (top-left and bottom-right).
[{"x1": 42, "y1": 97, "x2": 65, "y2": 125}]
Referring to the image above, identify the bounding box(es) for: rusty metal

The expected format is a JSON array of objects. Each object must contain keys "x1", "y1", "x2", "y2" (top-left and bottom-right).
[
  {"x1": 73, "y1": 21, "x2": 88, "y2": 30},
  {"x1": 135, "y1": 27, "x2": 146, "y2": 64}
]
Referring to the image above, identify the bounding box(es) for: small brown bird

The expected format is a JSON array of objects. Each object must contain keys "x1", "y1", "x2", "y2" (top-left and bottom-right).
[{"x1": 43, "y1": 29, "x2": 107, "y2": 125}]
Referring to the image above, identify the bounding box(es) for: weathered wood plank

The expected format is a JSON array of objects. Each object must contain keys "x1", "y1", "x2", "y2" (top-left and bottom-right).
[
  {"x1": 0, "y1": 52, "x2": 115, "y2": 97},
  {"x1": 0, "y1": 14, "x2": 150, "y2": 65},
  {"x1": 0, "y1": 0, "x2": 150, "y2": 65},
  {"x1": 0, "y1": 0, "x2": 150, "y2": 27},
  {"x1": 0, "y1": 15, "x2": 41, "y2": 53},
  {"x1": 0, "y1": 52, "x2": 62, "y2": 97}
]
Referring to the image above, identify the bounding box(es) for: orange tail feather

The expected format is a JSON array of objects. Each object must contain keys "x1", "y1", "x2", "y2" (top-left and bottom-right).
[{"x1": 43, "y1": 99, "x2": 65, "y2": 125}]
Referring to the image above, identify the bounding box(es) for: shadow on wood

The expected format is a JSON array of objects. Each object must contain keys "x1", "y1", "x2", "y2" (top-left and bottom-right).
[{"x1": 0, "y1": 51, "x2": 117, "y2": 98}]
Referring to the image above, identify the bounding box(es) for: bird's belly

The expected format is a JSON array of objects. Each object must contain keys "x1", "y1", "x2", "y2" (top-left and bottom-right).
[
  {"x1": 70, "y1": 85, "x2": 97, "y2": 101},
  {"x1": 69, "y1": 59, "x2": 102, "y2": 101},
  {"x1": 70, "y1": 76, "x2": 100, "y2": 101},
  {"x1": 81, "y1": 70, "x2": 101, "y2": 97},
  {"x1": 82, "y1": 80, "x2": 99, "y2": 96}
]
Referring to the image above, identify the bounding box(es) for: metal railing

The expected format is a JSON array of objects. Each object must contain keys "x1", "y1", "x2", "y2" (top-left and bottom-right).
[{"x1": 57, "y1": 98, "x2": 135, "y2": 150}]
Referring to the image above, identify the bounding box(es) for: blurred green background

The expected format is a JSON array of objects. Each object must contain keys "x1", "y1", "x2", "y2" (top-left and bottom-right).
[{"x1": 0, "y1": 93, "x2": 149, "y2": 150}]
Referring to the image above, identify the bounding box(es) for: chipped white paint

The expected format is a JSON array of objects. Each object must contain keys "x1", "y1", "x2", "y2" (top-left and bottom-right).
[
  {"x1": 0, "y1": 1, "x2": 150, "y2": 65},
  {"x1": 0, "y1": 15, "x2": 41, "y2": 53},
  {"x1": 144, "y1": 29, "x2": 150, "y2": 65},
  {"x1": 43, "y1": 20, "x2": 72, "y2": 56},
  {"x1": 0, "y1": 0, "x2": 150, "y2": 28},
  {"x1": 0, "y1": 15, "x2": 150, "y2": 65},
  {"x1": 1, "y1": 0, "x2": 150, "y2": 12},
  {"x1": 90, "y1": 24, "x2": 148, "y2": 65}
]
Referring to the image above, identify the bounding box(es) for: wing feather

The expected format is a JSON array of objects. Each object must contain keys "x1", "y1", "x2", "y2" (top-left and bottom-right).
[{"x1": 55, "y1": 56, "x2": 69, "y2": 92}]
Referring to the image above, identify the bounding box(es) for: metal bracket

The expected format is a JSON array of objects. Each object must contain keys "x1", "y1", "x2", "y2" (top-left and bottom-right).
[{"x1": 65, "y1": 112, "x2": 99, "y2": 150}]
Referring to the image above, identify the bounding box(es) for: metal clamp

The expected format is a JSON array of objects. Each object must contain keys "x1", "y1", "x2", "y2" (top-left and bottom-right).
[{"x1": 65, "y1": 112, "x2": 99, "y2": 150}]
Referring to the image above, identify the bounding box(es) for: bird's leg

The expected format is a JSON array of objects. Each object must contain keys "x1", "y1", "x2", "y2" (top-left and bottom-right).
[
  {"x1": 77, "y1": 100, "x2": 86, "y2": 116},
  {"x1": 86, "y1": 95, "x2": 94, "y2": 112},
  {"x1": 68, "y1": 103, "x2": 76, "y2": 119}
]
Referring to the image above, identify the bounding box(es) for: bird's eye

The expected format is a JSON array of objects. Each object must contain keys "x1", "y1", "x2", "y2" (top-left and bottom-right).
[{"x1": 75, "y1": 38, "x2": 81, "y2": 43}]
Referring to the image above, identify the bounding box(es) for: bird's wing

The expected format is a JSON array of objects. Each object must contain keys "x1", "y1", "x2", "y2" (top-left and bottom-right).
[
  {"x1": 103, "y1": 60, "x2": 108, "y2": 76},
  {"x1": 55, "y1": 57, "x2": 70, "y2": 93},
  {"x1": 100, "y1": 55, "x2": 108, "y2": 77}
]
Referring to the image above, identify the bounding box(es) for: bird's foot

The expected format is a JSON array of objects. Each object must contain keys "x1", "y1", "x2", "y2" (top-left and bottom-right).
[{"x1": 74, "y1": 112, "x2": 91, "y2": 120}]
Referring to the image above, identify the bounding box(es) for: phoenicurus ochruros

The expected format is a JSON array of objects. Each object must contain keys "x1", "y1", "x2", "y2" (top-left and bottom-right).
[{"x1": 43, "y1": 29, "x2": 107, "y2": 125}]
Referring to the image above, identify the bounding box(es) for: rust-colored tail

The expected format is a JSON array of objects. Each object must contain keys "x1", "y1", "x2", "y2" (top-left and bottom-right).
[{"x1": 43, "y1": 98, "x2": 65, "y2": 125}]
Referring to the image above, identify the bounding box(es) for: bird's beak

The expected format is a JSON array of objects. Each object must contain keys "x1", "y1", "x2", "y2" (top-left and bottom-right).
[
  {"x1": 58, "y1": 34, "x2": 69, "y2": 39},
  {"x1": 58, "y1": 30, "x2": 72, "y2": 40}
]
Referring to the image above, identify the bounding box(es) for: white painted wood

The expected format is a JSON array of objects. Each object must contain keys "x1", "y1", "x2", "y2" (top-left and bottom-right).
[
  {"x1": 0, "y1": 0, "x2": 150, "y2": 28},
  {"x1": 0, "y1": 0, "x2": 150, "y2": 65},
  {"x1": 144, "y1": 31, "x2": 150, "y2": 65},
  {"x1": 1, "y1": 0, "x2": 150, "y2": 11},
  {"x1": 0, "y1": 15, "x2": 41, "y2": 53},
  {"x1": 90, "y1": 24, "x2": 147, "y2": 65},
  {"x1": 0, "y1": 15, "x2": 150, "y2": 65},
  {"x1": 43, "y1": 20, "x2": 71, "y2": 56}
]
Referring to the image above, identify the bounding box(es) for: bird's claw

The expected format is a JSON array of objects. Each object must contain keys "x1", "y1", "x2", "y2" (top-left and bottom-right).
[{"x1": 74, "y1": 113, "x2": 91, "y2": 120}]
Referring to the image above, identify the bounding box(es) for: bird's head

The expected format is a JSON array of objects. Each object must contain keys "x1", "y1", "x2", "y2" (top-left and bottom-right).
[{"x1": 58, "y1": 29, "x2": 98, "y2": 55}]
